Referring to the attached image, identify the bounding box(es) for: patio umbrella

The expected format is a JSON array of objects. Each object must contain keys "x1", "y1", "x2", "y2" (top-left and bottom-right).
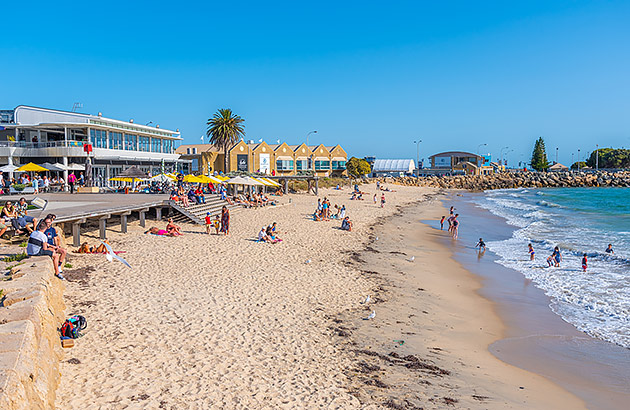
[
  {"x1": 117, "y1": 165, "x2": 149, "y2": 179},
  {"x1": 17, "y1": 162, "x2": 48, "y2": 172},
  {"x1": 242, "y1": 176, "x2": 264, "y2": 186},
  {"x1": 183, "y1": 174, "x2": 203, "y2": 183},
  {"x1": 66, "y1": 163, "x2": 86, "y2": 171},
  {"x1": 109, "y1": 177, "x2": 134, "y2": 183},
  {"x1": 252, "y1": 177, "x2": 274, "y2": 186},
  {"x1": 262, "y1": 177, "x2": 281, "y2": 187},
  {"x1": 148, "y1": 174, "x2": 173, "y2": 183},
  {"x1": 41, "y1": 162, "x2": 65, "y2": 172},
  {"x1": 0, "y1": 164, "x2": 18, "y2": 172},
  {"x1": 52, "y1": 163, "x2": 68, "y2": 171},
  {"x1": 226, "y1": 176, "x2": 251, "y2": 185}
]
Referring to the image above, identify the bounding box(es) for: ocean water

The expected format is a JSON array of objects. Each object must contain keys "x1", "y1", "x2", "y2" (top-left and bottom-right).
[{"x1": 473, "y1": 187, "x2": 630, "y2": 348}]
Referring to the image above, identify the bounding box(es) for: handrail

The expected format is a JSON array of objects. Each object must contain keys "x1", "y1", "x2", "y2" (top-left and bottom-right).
[
  {"x1": 0, "y1": 140, "x2": 86, "y2": 148},
  {"x1": 53, "y1": 200, "x2": 168, "y2": 223}
]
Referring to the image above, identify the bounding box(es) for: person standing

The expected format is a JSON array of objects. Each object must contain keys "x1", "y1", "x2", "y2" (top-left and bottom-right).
[
  {"x1": 220, "y1": 205, "x2": 230, "y2": 235},
  {"x1": 204, "y1": 212, "x2": 212, "y2": 234},
  {"x1": 440, "y1": 216, "x2": 445, "y2": 230},
  {"x1": 582, "y1": 253, "x2": 588, "y2": 272},
  {"x1": 68, "y1": 172, "x2": 77, "y2": 194},
  {"x1": 380, "y1": 193, "x2": 386, "y2": 208},
  {"x1": 528, "y1": 243, "x2": 535, "y2": 260},
  {"x1": 451, "y1": 214, "x2": 459, "y2": 239}
]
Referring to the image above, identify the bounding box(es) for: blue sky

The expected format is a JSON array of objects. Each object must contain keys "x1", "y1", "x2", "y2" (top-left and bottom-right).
[{"x1": 4, "y1": 1, "x2": 630, "y2": 166}]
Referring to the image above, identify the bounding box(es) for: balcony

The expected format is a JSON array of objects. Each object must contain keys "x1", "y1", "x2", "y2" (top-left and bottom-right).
[{"x1": 0, "y1": 140, "x2": 178, "y2": 160}]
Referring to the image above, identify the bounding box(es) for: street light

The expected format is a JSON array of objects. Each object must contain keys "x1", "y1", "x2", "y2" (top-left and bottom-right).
[
  {"x1": 477, "y1": 143, "x2": 487, "y2": 155},
  {"x1": 596, "y1": 144, "x2": 599, "y2": 170},
  {"x1": 413, "y1": 140, "x2": 422, "y2": 178},
  {"x1": 577, "y1": 149, "x2": 581, "y2": 171},
  {"x1": 500, "y1": 146, "x2": 509, "y2": 166},
  {"x1": 306, "y1": 130, "x2": 317, "y2": 146},
  {"x1": 556, "y1": 147, "x2": 558, "y2": 164}
]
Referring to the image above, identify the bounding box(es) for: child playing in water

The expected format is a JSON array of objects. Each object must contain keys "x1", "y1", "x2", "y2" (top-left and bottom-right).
[
  {"x1": 440, "y1": 216, "x2": 445, "y2": 230},
  {"x1": 582, "y1": 253, "x2": 588, "y2": 272},
  {"x1": 528, "y1": 243, "x2": 535, "y2": 260},
  {"x1": 475, "y1": 238, "x2": 486, "y2": 252}
]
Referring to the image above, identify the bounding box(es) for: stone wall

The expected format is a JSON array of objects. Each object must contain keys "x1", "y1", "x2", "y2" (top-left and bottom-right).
[
  {"x1": 374, "y1": 170, "x2": 630, "y2": 191},
  {"x1": 0, "y1": 256, "x2": 66, "y2": 410}
]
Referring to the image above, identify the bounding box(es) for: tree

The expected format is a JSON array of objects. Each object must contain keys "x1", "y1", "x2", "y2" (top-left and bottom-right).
[
  {"x1": 570, "y1": 161, "x2": 587, "y2": 170},
  {"x1": 206, "y1": 109, "x2": 245, "y2": 173},
  {"x1": 586, "y1": 148, "x2": 630, "y2": 169},
  {"x1": 531, "y1": 137, "x2": 549, "y2": 171},
  {"x1": 346, "y1": 157, "x2": 371, "y2": 177}
]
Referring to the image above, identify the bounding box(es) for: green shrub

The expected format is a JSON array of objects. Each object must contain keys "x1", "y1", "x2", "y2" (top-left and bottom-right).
[{"x1": 2, "y1": 253, "x2": 28, "y2": 263}]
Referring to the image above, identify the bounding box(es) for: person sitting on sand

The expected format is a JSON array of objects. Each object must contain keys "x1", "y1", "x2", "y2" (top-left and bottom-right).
[
  {"x1": 258, "y1": 227, "x2": 279, "y2": 243},
  {"x1": 341, "y1": 216, "x2": 353, "y2": 232},
  {"x1": 265, "y1": 225, "x2": 282, "y2": 243},
  {"x1": 166, "y1": 218, "x2": 183, "y2": 236}
]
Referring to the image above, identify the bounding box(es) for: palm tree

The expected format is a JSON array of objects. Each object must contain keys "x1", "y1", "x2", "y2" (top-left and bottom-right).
[{"x1": 206, "y1": 109, "x2": 245, "y2": 173}]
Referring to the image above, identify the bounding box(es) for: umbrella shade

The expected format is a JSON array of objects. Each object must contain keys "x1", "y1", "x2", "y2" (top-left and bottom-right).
[
  {"x1": 17, "y1": 162, "x2": 48, "y2": 172},
  {"x1": 52, "y1": 162, "x2": 69, "y2": 171},
  {"x1": 215, "y1": 175, "x2": 230, "y2": 181},
  {"x1": 0, "y1": 164, "x2": 18, "y2": 172},
  {"x1": 148, "y1": 174, "x2": 173, "y2": 183},
  {"x1": 117, "y1": 165, "x2": 149, "y2": 179},
  {"x1": 206, "y1": 175, "x2": 223, "y2": 184},
  {"x1": 262, "y1": 177, "x2": 281, "y2": 187},
  {"x1": 242, "y1": 176, "x2": 264, "y2": 186},
  {"x1": 183, "y1": 174, "x2": 203, "y2": 183},
  {"x1": 109, "y1": 177, "x2": 134, "y2": 182},
  {"x1": 66, "y1": 163, "x2": 86, "y2": 171},
  {"x1": 227, "y1": 176, "x2": 263, "y2": 186},
  {"x1": 41, "y1": 162, "x2": 66, "y2": 171},
  {"x1": 252, "y1": 177, "x2": 273, "y2": 186}
]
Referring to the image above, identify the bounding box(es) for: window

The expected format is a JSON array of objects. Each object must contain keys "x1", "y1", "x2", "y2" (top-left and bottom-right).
[
  {"x1": 192, "y1": 158, "x2": 199, "y2": 172},
  {"x1": 186, "y1": 148, "x2": 190, "y2": 154},
  {"x1": 332, "y1": 160, "x2": 346, "y2": 170},
  {"x1": 109, "y1": 132, "x2": 123, "y2": 150},
  {"x1": 90, "y1": 129, "x2": 107, "y2": 148},
  {"x1": 162, "y1": 139, "x2": 173, "y2": 154},
  {"x1": 124, "y1": 134, "x2": 137, "y2": 151},
  {"x1": 151, "y1": 138, "x2": 162, "y2": 153},
  {"x1": 139, "y1": 136, "x2": 150, "y2": 152},
  {"x1": 295, "y1": 159, "x2": 308, "y2": 170},
  {"x1": 314, "y1": 160, "x2": 330, "y2": 170},
  {"x1": 276, "y1": 160, "x2": 294, "y2": 170}
]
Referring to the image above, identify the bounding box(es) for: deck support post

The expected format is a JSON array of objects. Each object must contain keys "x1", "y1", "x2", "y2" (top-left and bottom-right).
[
  {"x1": 284, "y1": 178, "x2": 288, "y2": 194},
  {"x1": 72, "y1": 222, "x2": 81, "y2": 247},
  {"x1": 99, "y1": 218, "x2": 107, "y2": 239},
  {"x1": 139, "y1": 208, "x2": 149, "y2": 228},
  {"x1": 314, "y1": 178, "x2": 319, "y2": 195},
  {"x1": 156, "y1": 207, "x2": 162, "y2": 221}
]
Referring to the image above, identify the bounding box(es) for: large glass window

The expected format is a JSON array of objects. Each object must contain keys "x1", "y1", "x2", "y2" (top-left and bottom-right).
[
  {"x1": 124, "y1": 134, "x2": 137, "y2": 151},
  {"x1": 162, "y1": 139, "x2": 173, "y2": 154},
  {"x1": 90, "y1": 129, "x2": 107, "y2": 148},
  {"x1": 191, "y1": 158, "x2": 199, "y2": 172},
  {"x1": 109, "y1": 132, "x2": 123, "y2": 150},
  {"x1": 332, "y1": 160, "x2": 346, "y2": 170},
  {"x1": 151, "y1": 138, "x2": 162, "y2": 153},
  {"x1": 139, "y1": 136, "x2": 150, "y2": 152},
  {"x1": 276, "y1": 160, "x2": 294, "y2": 171},
  {"x1": 295, "y1": 159, "x2": 308, "y2": 170},
  {"x1": 314, "y1": 160, "x2": 330, "y2": 170}
]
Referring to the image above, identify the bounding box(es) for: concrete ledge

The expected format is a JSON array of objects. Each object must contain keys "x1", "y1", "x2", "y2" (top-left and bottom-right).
[{"x1": 0, "y1": 256, "x2": 66, "y2": 410}]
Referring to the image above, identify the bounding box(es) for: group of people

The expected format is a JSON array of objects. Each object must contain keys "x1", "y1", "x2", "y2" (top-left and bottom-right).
[
  {"x1": 314, "y1": 198, "x2": 346, "y2": 221},
  {"x1": 440, "y1": 206, "x2": 459, "y2": 239},
  {"x1": 533, "y1": 243, "x2": 614, "y2": 273},
  {"x1": 26, "y1": 213, "x2": 67, "y2": 279},
  {"x1": 257, "y1": 222, "x2": 282, "y2": 243},
  {"x1": 1, "y1": 197, "x2": 38, "y2": 237}
]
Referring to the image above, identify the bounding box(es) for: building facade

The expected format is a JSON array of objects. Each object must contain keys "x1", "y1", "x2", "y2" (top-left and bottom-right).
[
  {"x1": 426, "y1": 151, "x2": 491, "y2": 176},
  {"x1": 0, "y1": 106, "x2": 185, "y2": 185},
  {"x1": 176, "y1": 140, "x2": 348, "y2": 177}
]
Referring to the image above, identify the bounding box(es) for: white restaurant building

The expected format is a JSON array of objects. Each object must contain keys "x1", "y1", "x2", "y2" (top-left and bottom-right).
[{"x1": 0, "y1": 106, "x2": 186, "y2": 185}]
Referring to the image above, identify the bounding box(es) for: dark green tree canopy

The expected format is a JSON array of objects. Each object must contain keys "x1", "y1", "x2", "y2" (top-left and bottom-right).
[
  {"x1": 585, "y1": 148, "x2": 630, "y2": 169},
  {"x1": 346, "y1": 157, "x2": 372, "y2": 177},
  {"x1": 531, "y1": 137, "x2": 550, "y2": 171},
  {"x1": 206, "y1": 109, "x2": 245, "y2": 172}
]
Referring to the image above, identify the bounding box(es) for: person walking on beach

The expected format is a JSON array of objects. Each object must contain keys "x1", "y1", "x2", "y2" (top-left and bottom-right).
[
  {"x1": 440, "y1": 216, "x2": 445, "y2": 230},
  {"x1": 220, "y1": 206, "x2": 230, "y2": 235},
  {"x1": 451, "y1": 214, "x2": 459, "y2": 239},
  {"x1": 528, "y1": 243, "x2": 535, "y2": 260},
  {"x1": 475, "y1": 238, "x2": 486, "y2": 252},
  {"x1": 68, "y1": 172, "x2": 77, "y2": 194},
  {"x1": 605, "y1": 244, "x2": 614, "y2": 255},
  {"x1": 582, "y1": 253, "x2": 588, "y2": 272},
  {"x1": 204, "y1": 212, "x2": 212, "y2": 234},
  {"x1": 373, "y1": 194, "x2": 377, "y2": 205},
  {"x1": 380, "y1": 193, "x2": 385, "y2": 208}
]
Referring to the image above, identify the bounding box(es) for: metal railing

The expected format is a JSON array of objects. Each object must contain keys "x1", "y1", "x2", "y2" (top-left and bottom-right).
[{"x1": 0, "y1": 140, "x2": 86, "y2": 148}]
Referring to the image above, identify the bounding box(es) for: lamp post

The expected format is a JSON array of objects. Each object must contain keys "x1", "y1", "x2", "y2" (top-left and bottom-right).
[
  {"x1": 578, "y1": 149, "x2": 581, "y2": 171},
  {"x1": 413, "y1": 140, "x2": 422, "y2": 178},
  {"x1": 306, "y1": 130, "x2": 317, "y2": 146},
  {"x1": 500, "y1": 146, "x2": 509, "y2": 166},
  {"x1": 571, "y1": 153, "x2": 574, "y2": 169},
  {"x1": 477, "y1": 143, "x2": 487, "y2": 156},
  {"x1": 596, "y1": 144, "x2": 599, "y2": 170},
  {"x1": 556, "y1": 147, "x2": 558, "y2": 164}
]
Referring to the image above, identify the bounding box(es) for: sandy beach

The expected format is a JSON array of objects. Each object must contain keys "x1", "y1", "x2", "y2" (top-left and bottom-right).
[{"x1": 55, "y1": 184, "x2": 584, "y2": 409}]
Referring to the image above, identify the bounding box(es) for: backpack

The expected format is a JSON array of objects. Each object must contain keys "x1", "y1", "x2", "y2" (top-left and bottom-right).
[{"x1": 60, "y1": 315, "x2": 87, "y2": 339}]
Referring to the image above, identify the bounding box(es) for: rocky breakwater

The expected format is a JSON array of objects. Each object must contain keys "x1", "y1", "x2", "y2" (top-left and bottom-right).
[
  {"x1": 0, "y1": 257, "x2": 66, "y2": 410},
  {"x1": 377, "y1": 170, "x2": 630, "y2": 191}
]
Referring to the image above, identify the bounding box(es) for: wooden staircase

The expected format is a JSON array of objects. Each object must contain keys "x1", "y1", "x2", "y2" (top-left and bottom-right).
[{"x1": 168, "y1": 195, "x2": 240, "y2": 225}]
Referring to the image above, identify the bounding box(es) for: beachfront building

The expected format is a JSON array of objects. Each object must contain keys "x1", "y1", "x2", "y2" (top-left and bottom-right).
[
  {"x1": 370, "y1": 159, "x2": 416, "y2": 177},
  {"x1": 549, "y1": 162, "x2": 569, "y2": 172},
  {"x1": 0, "y1": 106, "x2": 185, "y2": 185},
  {"x1": 176, "y1": 140, "x2": 348, "y2": 177},
  {"x1": 425, "y1": 151, "x2": 491, "y2": 176}
]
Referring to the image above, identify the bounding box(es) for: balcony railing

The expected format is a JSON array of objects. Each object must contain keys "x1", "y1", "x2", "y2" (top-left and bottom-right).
[{"x1": 0, "y1": 140, "x2": 86, "y2": 148}]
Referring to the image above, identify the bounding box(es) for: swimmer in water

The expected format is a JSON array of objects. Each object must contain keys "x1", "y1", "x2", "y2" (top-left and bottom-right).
[
  {"x1": 440, "y1": 216, "x2": 445, "y2": 230},
  {"x1": 605, "y1": 244, "x2": 614, "y2": 255},
  {"x1": 582, "y1": 253, "x2": 588, "y2": 272},
  {"x1": 528, "y1": 243, "x2": 535, "y2": 260},
  {"x1": 475, "y1": 238, "x2": 486, "y2": 252}
]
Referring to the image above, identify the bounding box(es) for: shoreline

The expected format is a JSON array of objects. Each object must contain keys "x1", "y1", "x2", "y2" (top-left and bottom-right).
[{"x1": 336, "y1": 191, "x2": 586, "y2": 409}]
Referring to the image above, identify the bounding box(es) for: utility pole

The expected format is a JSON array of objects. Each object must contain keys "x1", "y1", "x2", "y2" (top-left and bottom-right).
[
  {"x1": 596, "y1": 144, "x2": 599, "y2": 170},
  {"x1": 578, "y1": 149, "x2": 581, "y2": 171},
  {"x1": 556, "y1": 147, "x2": 558, "y2": 164},
  {"x1": 413, "y1": 140, "x2": 422, "y2": 178}
]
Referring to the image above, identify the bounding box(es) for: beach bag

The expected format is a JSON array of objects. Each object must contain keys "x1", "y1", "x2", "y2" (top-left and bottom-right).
[{"x1": 60, "y1": 315, "x2": 87, "y2": 339}]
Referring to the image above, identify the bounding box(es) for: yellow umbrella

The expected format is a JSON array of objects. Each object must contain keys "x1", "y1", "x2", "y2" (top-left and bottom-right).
[
  {"x1": 196, "y1": 175, "x2": 213, "y2": 183},
  {"x1": 252, "y1": 177, "x2": 274, "y2": 187},
  {"x1": 215, "y1": 175, "x2": 230, "y2": 181},
  {"x1": 17, "y1": 162, "x2": 48, "y2": 172},
  {"x1": 262, "y1": 177, "x2": 281, "y2": 187},
  {"x1": 109, "y1": 177, "x2": 134, "y2": 182},
  {"x1": 183, "y1": 174, "x2": 203, "y2": 183}
]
